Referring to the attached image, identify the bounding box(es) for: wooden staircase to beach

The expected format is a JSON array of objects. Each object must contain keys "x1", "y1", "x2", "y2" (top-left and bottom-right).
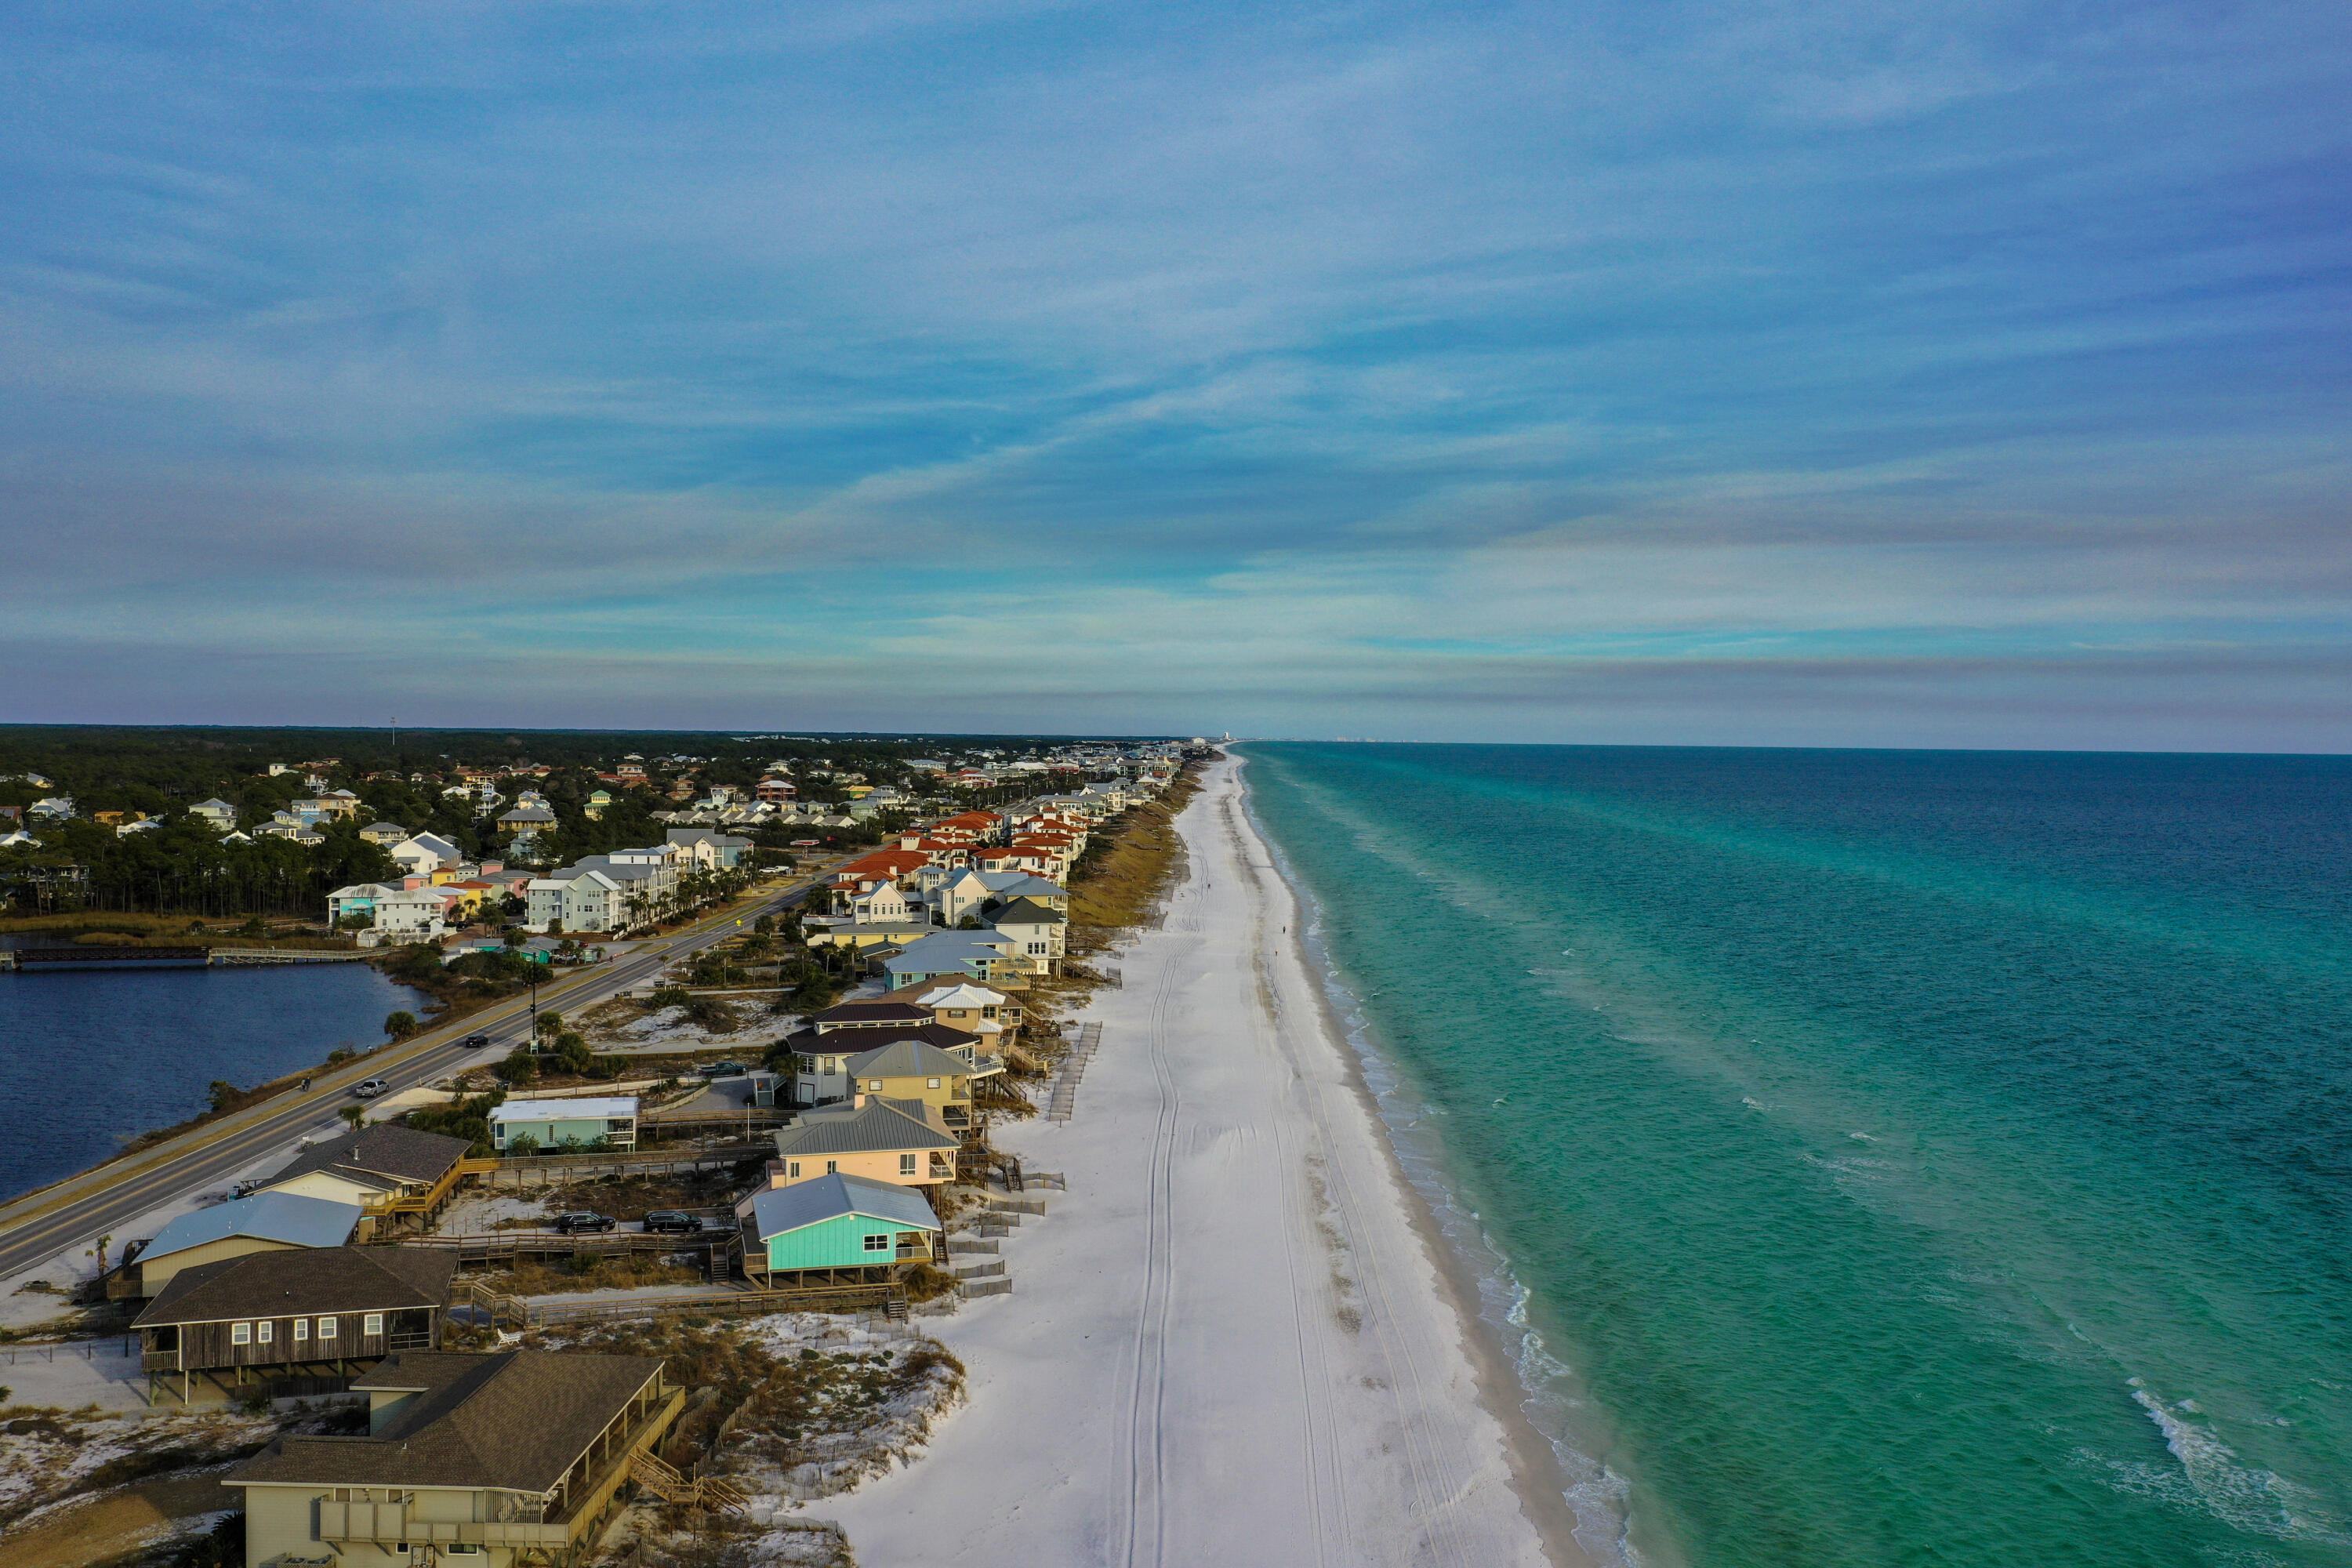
[{"x1": 626, "y1": 1450, "x2": 749, "y2": 1515}]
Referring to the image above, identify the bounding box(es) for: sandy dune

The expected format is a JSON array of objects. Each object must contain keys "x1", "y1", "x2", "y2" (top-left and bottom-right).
[{"x1": 823, "y1": 757, "x2": 1580, "y2": 1567}]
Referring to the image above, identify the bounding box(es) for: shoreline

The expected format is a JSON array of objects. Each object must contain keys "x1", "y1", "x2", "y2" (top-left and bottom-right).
[
  {"x1": 1228, "y1": 757, "x2": 1605, "y2": 1567},
  {"x1": 823, "y1": 754, "x2": 1573, "y2": 1566}
]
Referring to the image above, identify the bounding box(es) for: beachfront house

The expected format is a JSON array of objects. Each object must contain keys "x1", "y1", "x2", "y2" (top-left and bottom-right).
[
  {"x1": 980, "y1": 896, "x2": 1065, "y2": 967},
  {"x1": 125, "y1": 1192, "x2": 364, "y2": 1298},
  {"x1": 839, "y1": 1038, "x2": 994, "y2": 1130},
  {"x1": 972, "y1": 870, "x2": 1070, "y2": 910},
  {"x1": 740, "y1": 1172, "x2": 942, "y2": 1289},
  {"x1": 489, "y1": 1094, "x2": 638, "y2": 1154},
  {"x1": 765, "y1": 1098, "x2": 959, "y2": 1189},
  {"x1": 880, "y1": 931, "x2": 1030, "y2": 988},
  {"x1": 256, "y1": 1125, "x2": 474, "y2": 1230},
  {"x1": 224, "y1": 1349, "x2": 681, "y2": 1568},
  {"x1": 884, "y1": 977, "x2": 1026, "y2": 1039},
  {"x1": 133, "y1": 1246, "x2": 456, "y2": 1406}
]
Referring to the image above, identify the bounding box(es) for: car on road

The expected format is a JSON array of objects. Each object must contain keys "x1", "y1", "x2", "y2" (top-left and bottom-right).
[
  {"x1": 697, "y1": 1060, "x2": 749, "y2": 1078},
  {"x1": 551, "y1": 1211, "x2": 617, "y2": 1234},
  {"x1": 461, "y1": 1033, "x2": 493, "y2": 1049},
  {"x1": 354, "y1": 1079, "x2": 390, "y2": 1098},
  {"x1": 641, "y1": 1210, "x2": 705, "y2": 1234}
]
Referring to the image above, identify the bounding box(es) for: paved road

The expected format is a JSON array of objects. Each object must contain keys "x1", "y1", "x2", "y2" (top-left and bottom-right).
[{"x1": 0, "y1": 871, "x2": 831, "y2": 1283}]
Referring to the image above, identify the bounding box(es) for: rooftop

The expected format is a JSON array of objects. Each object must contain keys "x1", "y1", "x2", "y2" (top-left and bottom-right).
[
  {"x1": 750, "y1": 1172, "x2": 940, "y2": 1240},
  {"x1": 228, "y1": 1349, "x2": 662, "y2": 1493},
  {"x1": 142, "y1": 1192, "x2": 362, "y2": 1264},
  {"x1": 135, "y1": 1245, "x2": 456, "y2": 1328}
]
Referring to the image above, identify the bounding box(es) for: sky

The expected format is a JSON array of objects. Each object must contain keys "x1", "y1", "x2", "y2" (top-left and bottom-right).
[{"x1": 2, "y1": 2, "x2": 2347, "y2": 750}]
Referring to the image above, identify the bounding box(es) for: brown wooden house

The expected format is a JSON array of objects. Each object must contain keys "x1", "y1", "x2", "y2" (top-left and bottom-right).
[{"x1": 133, "y1": 1245, "x2": 458, "y2": 1406}]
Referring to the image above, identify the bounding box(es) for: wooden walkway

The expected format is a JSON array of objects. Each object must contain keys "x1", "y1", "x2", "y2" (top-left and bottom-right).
[{"x1": 1045, "y1": 1022, "x2": 1102, "y2": 1123}]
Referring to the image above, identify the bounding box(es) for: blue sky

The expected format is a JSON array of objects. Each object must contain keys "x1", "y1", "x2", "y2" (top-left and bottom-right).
[{"x1": 2, "y1": 1, "x2": 2347, "y2": 748}]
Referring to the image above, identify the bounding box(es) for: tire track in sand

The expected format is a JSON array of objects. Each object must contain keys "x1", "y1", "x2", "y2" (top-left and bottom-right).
[{"x1": 1221, "y1": 775, "x2": 1484, "y2": 1568}]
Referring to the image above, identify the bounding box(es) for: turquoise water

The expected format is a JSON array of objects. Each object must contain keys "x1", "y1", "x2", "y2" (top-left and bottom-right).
[{"x1": 1242, "y1": 744, "x2": 2352, "y2": 1568}]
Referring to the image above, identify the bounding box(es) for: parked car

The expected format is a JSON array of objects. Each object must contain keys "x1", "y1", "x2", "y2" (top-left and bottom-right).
[
  {"x1": 641, "y1": 1210, "x2": 704, "y2": 1235},
  {"x1": 552, "y1": 1212, "x2": 617, "y2": 1234},
  {"x1": 354, "y1": 1079, "x2": 390, "y2": 1098},
  {"x1": 698, "y1": 1061, "x2": 749, "y2": 1078},
  {"x1": 461, "y1": 1033, "x2": 492, "y2": 1049}
]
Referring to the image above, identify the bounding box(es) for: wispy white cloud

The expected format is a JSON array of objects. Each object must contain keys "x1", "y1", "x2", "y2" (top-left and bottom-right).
[{"x1": 0, "y1": 0, "x2": 2346, "y2": 744}]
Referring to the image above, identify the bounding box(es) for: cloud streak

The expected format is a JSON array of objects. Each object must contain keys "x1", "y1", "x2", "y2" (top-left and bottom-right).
[{"x1": 0, "y1": 0, "x2": 2347, "y2": 746}]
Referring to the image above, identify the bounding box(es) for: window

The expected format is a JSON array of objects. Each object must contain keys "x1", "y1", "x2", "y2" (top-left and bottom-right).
[
  {"x1": 927, "y1": 1077, "x2": 941, "y2": 1090},
  {"x1": 825, "y1": 1160, "x2": 838, "y2": 1174},
  {"x1": 293, "y1": 1317, "x2": 309, "y2": 1341},
  {"x1": 230, "y1": 1322, "x2": 251, "y2": 1345},
  {"x1": 256, "y1": 1320, "x2": 274, "y2": 1344},
  {"x1": 866, "y1": 1080, "x2": 882, "y2": 1091},
  {"x1": 899, "y1": 1152, "x2": 918, "y2": 1175},
  {"x1": 447, "y1": 1547, "x2": 483, "y2": 1557},
  {"x1": 786, "y1": 1160, "x2": 800, "y2": 1178},
  {"x1": 318, "y1": 1316, "x2": 336, "y2": 1341},
  {"x1": 363, "y1": 1313, "x2": 383, "y2": 1338},
  {"x1": 863, "y1": 1232, "x2": 890, "y2": 1252}
]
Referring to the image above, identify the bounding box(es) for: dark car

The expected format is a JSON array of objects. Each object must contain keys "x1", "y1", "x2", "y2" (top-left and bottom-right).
[
  {"x1": 642, "y1": 1210, "x2": 705, "y2": 1234},
  {"x1": 697, "y1": 1061, "x2": 749, "y2": 1078},
  {"x1": 461, "y1": 1033, "x2": 493, "y2": 1049},
  {"x1": 551, "y1": 1211, "x2": 616, "y2": 1235}
]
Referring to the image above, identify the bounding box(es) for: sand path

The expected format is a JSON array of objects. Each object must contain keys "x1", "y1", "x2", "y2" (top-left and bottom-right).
[{"x1": 822, "y1": 757, "x2": 1579, "y2": 1567}]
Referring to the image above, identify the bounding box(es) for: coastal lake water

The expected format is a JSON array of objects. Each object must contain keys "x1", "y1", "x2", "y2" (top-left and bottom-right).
[
  {"x1": 1243, "y1": 744, "x2": 2352, "y2": 1568},
  {"x1": 0, "y1": 962, "x2": 425, "y2": 1202}
]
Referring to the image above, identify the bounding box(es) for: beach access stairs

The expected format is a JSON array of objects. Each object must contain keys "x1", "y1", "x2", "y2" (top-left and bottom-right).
[{"x1": 1045, "y1": 1022, "x2": 1103, "y2": 1123}]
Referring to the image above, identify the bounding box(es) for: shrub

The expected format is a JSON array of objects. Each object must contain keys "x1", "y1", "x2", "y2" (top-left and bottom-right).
[
  {"x1": 535, "y1": 1010, "x2": 564, "y2": 1037},
  {"x1": 648, "y1": 985, "x2": 691, "y2": 1010},
  {"x1": 383, "y1": 1011, "x2": 419, "y2": 1040},
  {"x1": 495, "y1": 1051, "x2": 538, "y2": 1086}
]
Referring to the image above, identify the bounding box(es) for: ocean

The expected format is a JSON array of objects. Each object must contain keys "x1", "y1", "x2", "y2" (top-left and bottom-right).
[
  {"x1": 1240, "y1": 743, "x2": 2351, "y2": 1568},
  {"x1": 0, "y1": 962, "x2": 425, "y2": 1202}
]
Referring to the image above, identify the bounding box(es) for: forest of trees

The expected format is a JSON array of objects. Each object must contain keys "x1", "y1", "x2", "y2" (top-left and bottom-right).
[{"x1": 0, "y1": 724, "x2": 1154, "y2": 919}]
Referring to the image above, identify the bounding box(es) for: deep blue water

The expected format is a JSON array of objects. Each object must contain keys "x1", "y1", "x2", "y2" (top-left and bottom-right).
[
  {"x1": 0, "y1": 964, "x2": 425, "y2": 1200},
  {"x1": 1243, "y1": 744, "x2": 2352, "y2": 1568}
]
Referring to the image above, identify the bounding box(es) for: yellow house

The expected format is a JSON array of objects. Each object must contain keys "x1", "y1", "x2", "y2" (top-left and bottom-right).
[
  {"x1": 759, "y1": 1098, "x2": 958, "y2": 1191},
  {"x1": 840, "y1": 1039, "x2": 997, "y2": 1131}
]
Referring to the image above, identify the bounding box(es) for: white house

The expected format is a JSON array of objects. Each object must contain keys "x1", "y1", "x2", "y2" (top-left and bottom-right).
[
  {"x1": 389, "y1": 833, "x2": 463, "y2": 875},
  {"x1": 491, "y1": 1095, "x2": 639, "y2": 1153},
  {"x1": 365, "y1": 887, "x2": 457, "y2": 945},
  {"x1": 525, "y1": 866, "x2": 626, "y2": 933},
  {"x1": 188, "y1": 799, "x2": 237, "y2": 832},
  {"x1": 982, "y1": 897, "x2": 1066, "y2": 967}
]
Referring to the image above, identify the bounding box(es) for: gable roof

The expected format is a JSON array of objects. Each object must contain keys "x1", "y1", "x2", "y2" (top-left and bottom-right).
[
  {"x1": 988, "y1": 897, "x2": 1065, "y2": 926},
  {"x1": 134, "y1": 1245, "x2": 456, "y2": 1328},
  {"x1": 142, "y1": 1192, "x2": 362, "y2": 1263},
  {"x1": 910, "y1": 982, "x2": 1002, "y2": 1010},
  {"x1": 750, "y1": 1172, "x2": 940, "y2": 1240},
  {"x1": 772, "y1": 1098, "x2": 959, "y2": 1157},
  {"x1": 267, "y1": 1124, "x2": 474, "y2": 1193},
  {"x1": 972, "y1": 872, "x2": 1068, "y2": 898},
  {"x1": 227, "y1": 1349, "x2": 662, "y2": 1492},
  {"x1": 844, "y1": 1039, "x2": 976, "y2": 1080}
]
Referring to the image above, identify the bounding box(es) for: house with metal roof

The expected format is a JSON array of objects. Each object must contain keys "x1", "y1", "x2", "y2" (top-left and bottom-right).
[
  {"x1": 742, "y1": 1172, "x2": 942, "y2": 1288},
  {"x1": 880, "y1": 930, "x2": 1033, "y2": 988},
  {"x1": 778, "y1": 1022, "x2": 990, "y2": 1106},
  {"x1": 226, "y1": 1348, "x2": 682, "y2": 1568},
  {"x1": 764, "y1": 1097, "x2": 959, "y2": 1190},
  {"x1": 972, "y1": 869, "x2": 1070, "y2": 909},
  {"x1": 133, "y1": 1245, "x2": 456, "y2": 1406},
  {"x1": 258, "y1": 1124, "x2": 476, "y2": 1226},
  {"x1": 491, "y1": 1095, "x2": 638, "y2": 1154},
  {"x1": 842, "y1": 1038, "x2": 993, "y2": 1128},
  {"x1": 130, "y1": 1192, "x2": 365, "y2": 1298}
]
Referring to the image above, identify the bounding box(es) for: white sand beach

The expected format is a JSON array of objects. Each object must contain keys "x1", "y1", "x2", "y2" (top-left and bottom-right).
[{"x1": 824, "y1": 757, "x2": 1584, "y2": 1567}]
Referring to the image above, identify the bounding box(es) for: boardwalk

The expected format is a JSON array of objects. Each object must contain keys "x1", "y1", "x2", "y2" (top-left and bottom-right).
[{"x1": 1045, "y1": 1022, "x2": 1103, "y2": 1123}]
